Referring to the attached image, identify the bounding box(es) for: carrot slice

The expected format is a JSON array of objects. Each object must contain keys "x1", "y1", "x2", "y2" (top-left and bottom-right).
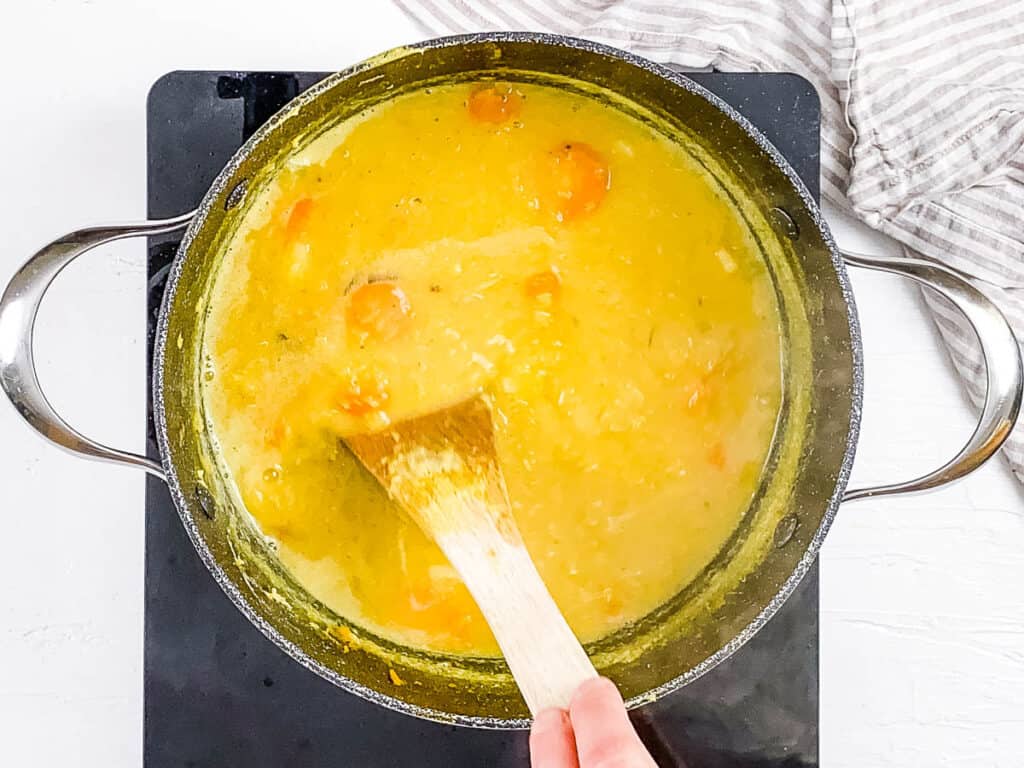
[
  {"x1": 546, "y1": 142, "x2": 610, "y2": 221},
  {"x1": 524, "y1": 268, "x2": 562, "y2": 300},
  {"x1": 346, "y1": 281, "x2": 412, "y2": 341},
  {"x1": 467, "y1": 85, "x2": 524, "y2": 124},
  {"x1": 284, "y1": 197, "x2": 314, "y2": 240},
  {"x1": 707, "y1": 442, "x2": 727, "y2": 469},
  {"x1": 266, "y1": 420, "x2": 290, "y2": 448},
  {"x1": 334, "y1": 374, "x2": 390, "y2": 417}
]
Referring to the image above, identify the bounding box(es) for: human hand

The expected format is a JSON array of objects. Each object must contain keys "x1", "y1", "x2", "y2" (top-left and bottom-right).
[{"x1": 529, "y1": 677, "x2": 658, "y2": 767}]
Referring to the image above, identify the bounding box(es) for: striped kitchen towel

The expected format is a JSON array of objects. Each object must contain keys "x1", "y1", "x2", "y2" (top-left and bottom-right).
[{"x1": 395, "y1": 0, "x2": 1024, "y2": 482}]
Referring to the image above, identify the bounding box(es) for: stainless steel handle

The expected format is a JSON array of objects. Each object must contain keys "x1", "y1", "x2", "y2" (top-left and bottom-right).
[
  {"x1": 0, "y1": 214, "x2": 194, "y2": 479},
  {"x1": 841, "y1": 250, "x2": 1023, "y2": 502}
]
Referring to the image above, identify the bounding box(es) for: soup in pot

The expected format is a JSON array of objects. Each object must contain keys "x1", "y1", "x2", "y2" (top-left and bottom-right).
[{"x1": 202, "y1": 79, "x2": 783, "y2": 656}]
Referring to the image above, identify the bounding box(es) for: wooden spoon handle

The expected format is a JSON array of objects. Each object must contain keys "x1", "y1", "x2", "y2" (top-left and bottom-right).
[{"x1": 436, "y1": 517, "x2": 598, "y2": 715}]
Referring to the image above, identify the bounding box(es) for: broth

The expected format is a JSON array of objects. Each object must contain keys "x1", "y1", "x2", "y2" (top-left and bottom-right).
[{"x1": 203, "y1": 80, "x2": 783, "y2": 656}]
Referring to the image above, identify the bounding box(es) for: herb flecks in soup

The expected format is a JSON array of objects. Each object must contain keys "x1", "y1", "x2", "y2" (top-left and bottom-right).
[{"x1": 203, "y1": 81, "x2": 783, "y2": 656}]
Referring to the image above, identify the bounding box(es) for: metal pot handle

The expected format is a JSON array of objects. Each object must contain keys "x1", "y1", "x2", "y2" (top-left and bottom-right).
[
  {"x1": 0, "y1": 213, "x2": 194, "y2": 480},
  {"x1": 841, "y1": 250, "x2": 1022, "y2": 502},
  {"x1": 3, "y1": 226, "x2": 1019, "y2": 498}
]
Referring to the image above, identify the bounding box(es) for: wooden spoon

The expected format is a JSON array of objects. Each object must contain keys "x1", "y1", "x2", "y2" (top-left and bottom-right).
[{"x1": 344, "y1": 395, "x2": 598, "y2": 714}]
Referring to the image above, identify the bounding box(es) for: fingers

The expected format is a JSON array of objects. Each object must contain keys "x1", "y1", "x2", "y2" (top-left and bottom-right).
[
  {"x1": 530, "y1": 707, "x2": 580, "y2": 768},
  {"x1": 530, "y1": 679, "x2": 658, "y2": 768},
  {"x1": 569, "y1": 678, "x2": 657, "y2": 768}
]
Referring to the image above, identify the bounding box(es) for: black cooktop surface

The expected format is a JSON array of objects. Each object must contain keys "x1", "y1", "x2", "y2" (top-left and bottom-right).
[{"x1": 145, "y1": 69, "x2": 820, "y2": 768}]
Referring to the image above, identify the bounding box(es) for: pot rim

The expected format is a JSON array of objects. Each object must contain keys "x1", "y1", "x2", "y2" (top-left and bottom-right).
[{"x1": 152, "y1": 30, "x2": 863, "y2": 729}]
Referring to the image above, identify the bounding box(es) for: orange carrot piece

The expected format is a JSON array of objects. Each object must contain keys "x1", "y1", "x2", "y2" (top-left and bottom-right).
[
  {"x1": 546, "y1": 142, "x2": 610, "y2": 221},
  {"x1": 266, "y1": 420, "x2": 290, "y2": 448},
  {"x1": 524, "y1": 268, "x2": 562, "y2": 300},
  {"x1": 284, "y1": 197, "x2": 314, "y2": 240},
  {"x1": 346, "y1": 281, "x2": 412, "y2": 341},
  {"x1": 707, "y1": 442, "x2": 727, "y2": 469},
  {"x1": 467, "y1": 85, "x2": 524, "y2": 124},
  {"x1": 334, "y1": 374, "x2": 390, "y2": 416}
]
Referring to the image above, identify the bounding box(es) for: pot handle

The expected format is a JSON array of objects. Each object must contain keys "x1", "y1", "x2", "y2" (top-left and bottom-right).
[
  {"x1": 0, "y1": 213, "x2": 195, "y2": 480},
  {"x1": 841, "y1": 250, "x2": 1022, "y2": 502}
]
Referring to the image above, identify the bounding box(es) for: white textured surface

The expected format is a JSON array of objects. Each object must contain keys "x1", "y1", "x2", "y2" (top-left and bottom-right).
[{"x1": 0, "y1": 2, "x2": 1022, "y2": 766}]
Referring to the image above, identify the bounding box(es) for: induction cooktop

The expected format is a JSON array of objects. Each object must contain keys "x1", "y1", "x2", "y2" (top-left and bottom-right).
[{"x1": 145, "y1": 69, "x2": 820, "y2": 767}]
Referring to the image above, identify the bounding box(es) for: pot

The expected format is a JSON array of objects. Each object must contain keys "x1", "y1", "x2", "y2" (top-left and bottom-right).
[{"x1": 1, "y1": 33, "x2": 1020, "y2": 728}]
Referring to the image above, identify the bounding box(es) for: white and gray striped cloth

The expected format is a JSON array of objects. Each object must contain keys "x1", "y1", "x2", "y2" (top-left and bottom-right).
[{"x1": 395, "y1": 0, "x2": 1024, "y2": 482}]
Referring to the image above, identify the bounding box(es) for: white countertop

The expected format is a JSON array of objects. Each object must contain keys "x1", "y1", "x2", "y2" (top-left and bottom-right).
[{"x1": 2, "y1": 2, "x2": 1022, "y2": 766}]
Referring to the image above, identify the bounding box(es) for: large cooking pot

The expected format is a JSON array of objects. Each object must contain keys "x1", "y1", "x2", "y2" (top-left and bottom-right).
[{"x1": 2, "y1": 33, "x2": 1021, "y2": 727}]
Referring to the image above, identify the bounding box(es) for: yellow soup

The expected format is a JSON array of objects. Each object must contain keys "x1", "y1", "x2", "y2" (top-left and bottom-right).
[{"x1": 203, "y1": 81, "x2": 783, "y2": 656}]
